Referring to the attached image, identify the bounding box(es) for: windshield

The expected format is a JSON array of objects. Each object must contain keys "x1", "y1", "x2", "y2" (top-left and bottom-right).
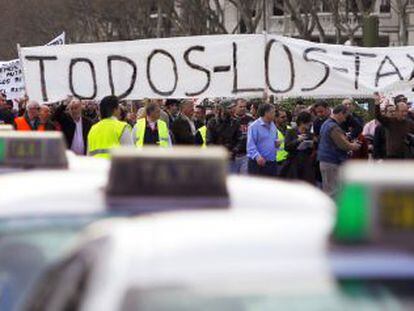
[
  {"x1": 121, "y1": 280, "x2": 414, "y2": 311},
  {"x1": 0, "y1": 225, "x2": 86, "y2": 311}
]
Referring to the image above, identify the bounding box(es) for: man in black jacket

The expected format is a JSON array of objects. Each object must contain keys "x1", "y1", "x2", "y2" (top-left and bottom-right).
[
  {"x1": 53, "y1": 98, "x2": 92, "y2": 155},
  {"x1": 341, "y1": 98, "x2": 363, "y2": 140},
  {"x1": 171, "y1": 100, "x2": 196, "y2": 145},
  {"x1": 207, "y1": 100, "x2": 242, "y2": 172},
  {"x1": 0, "y1": 93, "x2": 14, "y2": 125}
]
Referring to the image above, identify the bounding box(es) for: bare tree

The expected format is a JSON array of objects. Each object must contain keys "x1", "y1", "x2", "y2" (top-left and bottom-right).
[
  {"x1": 325, "y1": 0, "x2": 362, "y2": 44},
  {"x1": 274, "y1": 0, "x2": 325, "y2": 42},
  {"x1": 227, "y1": 0, "x2": 263, "y2": 34},
  {"x1": 391, "y1": 0, "x2": 410, "y2": 45}
]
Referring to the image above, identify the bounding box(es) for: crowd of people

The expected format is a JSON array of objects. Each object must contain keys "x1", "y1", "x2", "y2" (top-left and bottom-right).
[{"x1": 1, "y1": 91, "x2": 413, "y2": 197}]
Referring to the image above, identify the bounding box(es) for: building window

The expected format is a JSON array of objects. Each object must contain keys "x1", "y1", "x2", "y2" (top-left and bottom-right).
[
  {"x1": 273, "y1": 0, "x2": 284, "y2": 16},
  {"x1": 380, "y1": 0, "x2": 391, "y2": 13}
]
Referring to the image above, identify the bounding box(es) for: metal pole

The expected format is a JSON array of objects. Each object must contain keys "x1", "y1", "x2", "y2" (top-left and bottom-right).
[{"x1": 263, "y1": 0, "x2": 267, "y2": 32}]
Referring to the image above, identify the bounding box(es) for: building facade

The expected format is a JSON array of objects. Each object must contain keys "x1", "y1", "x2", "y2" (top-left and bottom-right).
[{"x1": 221, "y1": 0, "x2": 414, "y2": 47}]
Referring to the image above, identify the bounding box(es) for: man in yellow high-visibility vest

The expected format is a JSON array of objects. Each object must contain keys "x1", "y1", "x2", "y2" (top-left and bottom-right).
[
  {"x1": 275, "y1": 109, "x2": 290, "y2": 167},
  {"x1": 132, "y1": 101, "x2": 172, "y2": 147},
  {"x1": 87, "y1": 96, "x2": 133, "y2": 159}
]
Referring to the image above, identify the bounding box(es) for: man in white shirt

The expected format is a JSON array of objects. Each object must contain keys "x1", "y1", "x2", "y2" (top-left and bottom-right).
[{"x1": 53, "y1": 98, "x2": 93, "y2": 155}]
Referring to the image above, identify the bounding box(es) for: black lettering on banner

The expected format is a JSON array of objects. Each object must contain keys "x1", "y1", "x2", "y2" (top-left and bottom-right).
[
  {"x1": 265, "y1": 39, "x2": 294, "y2": 94},
  {"x1": 342, "y1": 51, "x2": 377, "y2": 90},
  {"x1": 407, "y1": 54, "x2": 414, "y2": 80},
  {"x1": 375, "y1": 56, "x2": 403, "y2": 87},
  {"x1": 406, "y1": 54, "x2": 414, "y2": 92},
  {"x1": 69, "y1": 58, "x2": 97, "y2": 100},
  {"x1": 24, "y1": 56, "x2": 58, "y2": 102},
  {"x1": 183, "y1": 45, "x2": 211, "y2": 96},
  {"x1": 232, "y1": 42, "x2": 264, "y2": 93},
  {"x1": 107, "y1": 55, "x2": 137, "y2": 99},
  {"x1": 147, "y1": 49, "x2": 178, "y2": 96},
  {"x1": 301, "y1": 47, "x2": 330, "y2": 92}
]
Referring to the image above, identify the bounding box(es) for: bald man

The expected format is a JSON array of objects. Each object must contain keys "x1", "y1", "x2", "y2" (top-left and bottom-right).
[
  {"x1": 14, "y1": 100, "x2": 40, "y2": 131},
  {"x1": 340, "y1": 98, "x2": 363, "y2": 140},
  {"x1": 53, "y1": 98, "x2": 93, "y2": 155},
  {"x1": 375, "y1": 94, "x2": 414, "y2": 159}
]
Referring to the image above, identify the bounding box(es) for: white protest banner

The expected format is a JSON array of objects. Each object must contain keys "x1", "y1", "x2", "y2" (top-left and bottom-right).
[
  {"x1": 20, "y1": 34, "x2": 414, "y2": 103},
  {"x1": 265, "y1": 34, "x2": 414, "y2": 98},
  {"x1": 0, "y1": 59, "x2": 25, "y2": 99},
  {"x1": 20, "y1": 34, "x2": 265, "y2": 103},
  {"x1": 46, "y1": 32, "x2": 66, "y2": 47},
  {"x1": 0, "y1": 33, "x2": 65, "y2": 100}
]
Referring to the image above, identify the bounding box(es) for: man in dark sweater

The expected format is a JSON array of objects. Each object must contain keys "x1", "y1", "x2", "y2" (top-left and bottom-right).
[
  {"x1": 341, "y1": 98, "x2": 363, "y2": 140},
  {"x1": 374, "y1": 94, "x2": 414, "y2": 159},
  {"x1": 318, "y1": 105, "x2": 360, "y2": 197},
  {"x1": 373, "y1": 104, "x2": 395, "y2": 160},
  {"x1": 232, "y1": 98, "x2": 254, "y2": 174},
  {"x1": 207, "y1": 100, "x2": 242, "y2": 171},
  {"x1": 171, "y1": 100, "x2": 196, "y2": 145}
]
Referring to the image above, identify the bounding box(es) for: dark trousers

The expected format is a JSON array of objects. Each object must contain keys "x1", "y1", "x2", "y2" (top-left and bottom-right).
[{"x1": 248, "y1": 159, "x2": 277, "y2": 177}]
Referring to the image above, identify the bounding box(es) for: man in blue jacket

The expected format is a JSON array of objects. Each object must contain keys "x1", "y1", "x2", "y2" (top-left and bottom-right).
[{"x1": 318, "y1": 104, "x2": 360, "y2": 197}]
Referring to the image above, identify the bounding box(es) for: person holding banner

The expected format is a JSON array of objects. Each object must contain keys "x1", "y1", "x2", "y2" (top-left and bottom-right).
[
  {"x1": 87, "y1": 96, "x2": 133, "y2": 159},
  {"x1": 374, "y1": 93, "x2": 414, "y2": 159},
  {"x1": 53, "y1": 98, "x2": 93, "y2": 155},
  {"x1": 132, "y1": 101, "x2": 171, "y2": 148},
  {"x1": 14, "y1": 100, "x2": 40, "y2": 131}
]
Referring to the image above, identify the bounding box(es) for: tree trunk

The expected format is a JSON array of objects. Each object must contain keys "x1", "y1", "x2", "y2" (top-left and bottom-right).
[{"x1": 156, "y1": 3, "x2": 163, "y2": 38}]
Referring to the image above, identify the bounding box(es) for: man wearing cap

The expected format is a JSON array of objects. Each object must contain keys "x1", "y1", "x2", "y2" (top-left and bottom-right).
[
  {"x1": 164, "y1": 99, "x2": 179, "y2": 126},
  {"x1": 53, "y1": 98, "x2": 93, "y2": 155},
  {"x1": 132, "y1": 102, "x2": 171, "y2": 147},
  {"x1": 87, "y1": 96, "x2": 133, "y2": 159},
  {"x1": 14, "y1": 100, "x2": 40, "y2": 131},
  {"x1": 247, "y1": 103, "x2": 278, "y2": 177},
  {"x1": 171, "y1": 100, "x2": 196, "y2": 145},
  {"x1": 206, "y1": 100, "x2": 242, "y2": 170}
]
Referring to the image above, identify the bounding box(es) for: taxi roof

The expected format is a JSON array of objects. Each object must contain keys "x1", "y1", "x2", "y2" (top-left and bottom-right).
[
  {"x1": 0, "y1": 170, "x2": 332, "y2": 219},
  {"x1": 340, "y1": 161, "x2": 414, "y2": 185},
  {"x1": 76, "y1": 205, "x2": 334, "y2": 311},
  {"x1": 0, "y1": 156, "x2": 110, "y2": 218}
]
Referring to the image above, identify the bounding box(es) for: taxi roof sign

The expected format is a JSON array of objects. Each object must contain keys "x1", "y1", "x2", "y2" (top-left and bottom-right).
[
  {"x1": 0, "y1": 125, "x2": 13, "y2": 131},
  {"x1": 334, "y1": 161, "x2": 414, "y2": 248},
  {"x1": 106, "y1": 147, "x2": 229, "y2": 213},
  {"x1": 0, "y1": 131, "x2": 68, "y2": 169}
]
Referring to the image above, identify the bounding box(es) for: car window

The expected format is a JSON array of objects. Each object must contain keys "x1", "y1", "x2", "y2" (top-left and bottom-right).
[
  {"x1": 0, "y1": 229, "x2": 78, "y2": 311},
  {"x1": 121, "y1": 280, "x2": 414, "y2": 311},
  {"x1": 21, "y1": 237, "x2": 108, "y2": 311}
]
